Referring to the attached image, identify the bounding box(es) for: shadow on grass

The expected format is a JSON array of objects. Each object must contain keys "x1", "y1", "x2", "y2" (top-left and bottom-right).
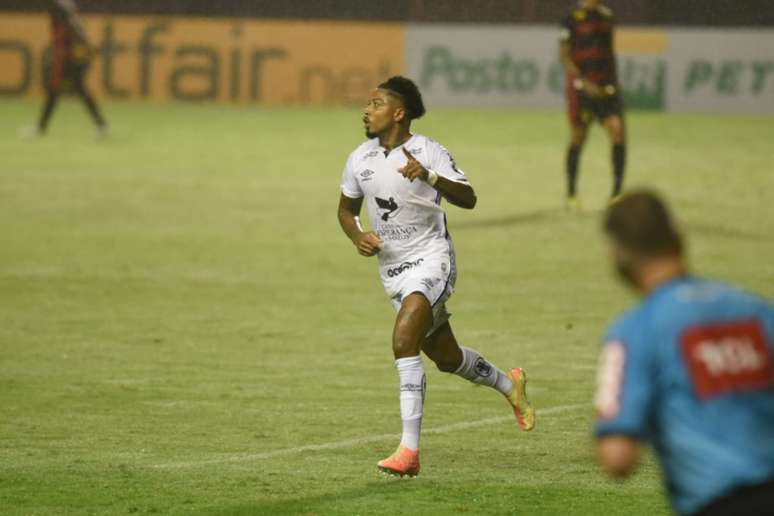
[
  {"x1": 685, "y1": 220, "x2": 768, "y2": 242},
  {"x1": 451, "y1": 209, "x2": 768, "y2": 244},
  {"x1": 452, "y1": 207, "x2": 583, "y2": 231}
]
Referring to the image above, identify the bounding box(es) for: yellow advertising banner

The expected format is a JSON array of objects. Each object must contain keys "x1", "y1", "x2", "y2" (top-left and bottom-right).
[{"x1": 0, "y1": 13, "x2": 405, "y2": 104}]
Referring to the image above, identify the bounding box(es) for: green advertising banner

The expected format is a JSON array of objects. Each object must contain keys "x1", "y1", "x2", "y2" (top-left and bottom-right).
[{"x1": 406, "y1": 25, "x2": 774, "y2": 113}]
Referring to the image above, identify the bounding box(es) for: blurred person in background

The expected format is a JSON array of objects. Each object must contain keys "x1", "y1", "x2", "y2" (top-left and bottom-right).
[
  {"x1": 23, "y1": 0, "x2": 108, "y2": 138},
  {"x1": 560, "y1": 0, "x2": 626, "y2": 208},
  {"x1": 594, "y1": 190, "x2": 774, "y2": 516}
]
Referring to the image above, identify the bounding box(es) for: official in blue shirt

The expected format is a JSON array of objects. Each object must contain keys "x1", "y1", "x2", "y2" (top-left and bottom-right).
[{"x1": 594, "y1": 190, "x2": 774, "y2": 516}]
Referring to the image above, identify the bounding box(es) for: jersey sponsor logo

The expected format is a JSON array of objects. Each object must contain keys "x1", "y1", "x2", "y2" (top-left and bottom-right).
[
  {"x1": 387, "y1": 258, "x2": 424, "y2": 278},
  {"x1": 376, "y1": 224, "x2": 418, "y2": 241},
  {"x1": 375, "y1": 196, "x2": 400, "y2": 221},
  {"x1": 360, "y1": 169, "x2": 375, "y2": 181},
  {"x1": 363, "y1": 150, "x2": 380, "y2": 160},
  {"x1": 681, "y1": 318, "x2": 773, "y2": 400},
  {"x1": 595, "y1": 341, "x2": 626, "y2": 420}
]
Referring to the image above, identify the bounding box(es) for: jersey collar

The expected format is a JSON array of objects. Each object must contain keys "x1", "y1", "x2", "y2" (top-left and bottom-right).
[
  {"x1": 377, "y1": 133, "x2": 416, "y2": 156},
  {"x1": 647, "y1": 274, "x2": 694, "y2": 301}
]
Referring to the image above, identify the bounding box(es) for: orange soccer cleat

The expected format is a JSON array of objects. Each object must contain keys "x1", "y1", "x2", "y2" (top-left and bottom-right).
[
  {"x1": 377, "y1": 445, "x2": 420, "y2": 478},
  {"x1": 506, "y1": 368, "x2": 536, "y2": 432}
]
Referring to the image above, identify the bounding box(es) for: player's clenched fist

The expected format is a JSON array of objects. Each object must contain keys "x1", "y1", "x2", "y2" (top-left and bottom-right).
[
  {"x1": 398, "y1": 148, "x2": 429, "y2": 182},
  {"x1": 353, "y1": 231, "x2": 383, "y2": 257}
]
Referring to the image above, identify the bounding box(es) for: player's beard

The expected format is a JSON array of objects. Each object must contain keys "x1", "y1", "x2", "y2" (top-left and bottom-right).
[{"x1": 365, "y1": 129, "x2": 376, "y2": 139}]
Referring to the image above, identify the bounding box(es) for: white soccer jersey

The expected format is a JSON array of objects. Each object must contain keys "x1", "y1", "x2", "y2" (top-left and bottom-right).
[{"x1": 340, "y1": 133, "x2": 470, "y2": 269}]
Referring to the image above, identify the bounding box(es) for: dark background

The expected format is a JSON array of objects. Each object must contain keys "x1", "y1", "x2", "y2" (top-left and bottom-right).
[{"x1": 2, "y1": 0, "x2": 774, "y2": 26}]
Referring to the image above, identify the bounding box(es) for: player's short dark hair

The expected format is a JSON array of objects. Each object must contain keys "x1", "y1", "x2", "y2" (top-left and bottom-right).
[
  {"x1": 378, "y1": 76, "x2": 426, "y2": 120},
  {"x1": 604, "y1": 190, "x2": 683, "y2": 257}
]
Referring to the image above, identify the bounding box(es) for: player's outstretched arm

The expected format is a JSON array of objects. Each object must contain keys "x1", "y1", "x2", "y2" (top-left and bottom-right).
[
  {"x1": 399, "y1": 148, "x2": 476, "y2": 209},
  {"x1": 432, "y1": 174, "x2": 477, "y2": 210},
  {"x1": 337, "y1": 194, "x2": 383, "y2": 257}
]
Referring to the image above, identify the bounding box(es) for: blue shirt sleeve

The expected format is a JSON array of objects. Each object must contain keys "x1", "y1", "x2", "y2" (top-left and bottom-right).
[{"x1": 595, "y1": 311, "x2": 657, "y2": 440}]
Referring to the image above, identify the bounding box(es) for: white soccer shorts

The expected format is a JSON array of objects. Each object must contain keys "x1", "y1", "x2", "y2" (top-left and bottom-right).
[{"x1": 381, "y1": 252, "x2": 457, "y2": 336}]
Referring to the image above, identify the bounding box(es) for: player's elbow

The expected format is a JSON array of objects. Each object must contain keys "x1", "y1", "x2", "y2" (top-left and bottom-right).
[
  {"x1": 460, "y1": 187, "x2": 477, "y2": 209},
  {"x1": 596, "y1": 436, "x2": 639, "y2": 479}
]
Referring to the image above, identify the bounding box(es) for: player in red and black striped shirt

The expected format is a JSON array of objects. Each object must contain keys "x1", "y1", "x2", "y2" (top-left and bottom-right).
[
  {"x1": 560, "y1": 0, "x2": 626, "y2": 206},
  {"x1": 33, "y1": 0, "x2": 107, "y2": 137}
]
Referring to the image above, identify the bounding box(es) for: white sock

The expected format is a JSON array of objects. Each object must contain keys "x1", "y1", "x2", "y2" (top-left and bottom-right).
[
  {"x1": 454, "y1": 347, "x2": 513, "y2": 396},
  {"x1": 396, "y1": 355, "x2": 425, "y2": 451}
]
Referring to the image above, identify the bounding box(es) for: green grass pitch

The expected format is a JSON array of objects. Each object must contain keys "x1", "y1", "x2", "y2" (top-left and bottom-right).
[{"x1": 1, "y1": 98, "x2": 772, "y2": 515}]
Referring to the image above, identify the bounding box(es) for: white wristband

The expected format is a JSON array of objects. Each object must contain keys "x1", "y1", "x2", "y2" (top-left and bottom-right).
[{"x1": 426, "y1": 169, "x2": 439, "y2": 187}]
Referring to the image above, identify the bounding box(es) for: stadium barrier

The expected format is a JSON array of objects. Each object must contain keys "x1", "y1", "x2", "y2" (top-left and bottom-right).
[
  {"x1": 1, "y1": 12, "x2": 772, "y2": 112},
  {"x1": 0, "y1": 13, "x2": 404, "y2": 104}
]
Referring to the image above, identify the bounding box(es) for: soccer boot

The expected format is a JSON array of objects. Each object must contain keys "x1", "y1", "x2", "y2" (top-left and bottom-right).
[
  {"x1": 377, "y1": 445, "x2": 420, "y2": 477},
  {"x1": 506, "y1": 368, "x2": 535, "y2": 432}
]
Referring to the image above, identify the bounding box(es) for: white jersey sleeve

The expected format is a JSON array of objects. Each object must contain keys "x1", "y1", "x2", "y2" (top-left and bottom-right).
[
  {"x1": 428, "y1": 141, "x2": 469, "y2": 184},
  {"x1": 340, "y1": 153, "x2": 364, "y2": 199}
]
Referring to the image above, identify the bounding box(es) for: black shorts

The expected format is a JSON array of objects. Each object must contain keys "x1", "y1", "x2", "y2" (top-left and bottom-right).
[
  {"x1": 692, "y1": 477, "x2": 774, "y2": 516},
  {"x1": 567, "y1": 88, "x2": 623, "y2": 127}
]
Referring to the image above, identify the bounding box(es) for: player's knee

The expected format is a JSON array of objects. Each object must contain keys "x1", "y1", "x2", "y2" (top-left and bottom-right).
[
  {"x1": 392, "y1": 332, "x2": 420, "y2": 357},
  {"x1": 392, "y1": 319, "x2": 422, "y2": 357},
  {"x1": 432, "y1": 357, "x2": 458, "y2": 373},
  {"x1": 606, "y1": 119, "x2": 625, "y2": 143},
  {"x1": 571, "y1": 129, "x2": 587, "y2": 146}
]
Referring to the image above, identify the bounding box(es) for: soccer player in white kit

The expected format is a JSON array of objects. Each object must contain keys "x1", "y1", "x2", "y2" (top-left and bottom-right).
[{"x1": 337, "y1": 76, "x2": 535, "y2": 477}]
